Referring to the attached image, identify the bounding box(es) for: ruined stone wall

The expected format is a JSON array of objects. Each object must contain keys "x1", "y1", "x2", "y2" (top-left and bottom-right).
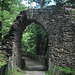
[
  {"x1": 2, "y1": 7, "x2": 75, "y2": 70},
  {"x1": 46, "y1": 8, "x2": 75, "y2": 69},
  {"x1": 0, "y1": 57, "x2": 13, "y2": 75},
  {"x1": 48, "y1": 9, "x2": 75, "y2": 69},
  {"x1": 26, "y1": 7, "x2": 75, "y2": 69}
]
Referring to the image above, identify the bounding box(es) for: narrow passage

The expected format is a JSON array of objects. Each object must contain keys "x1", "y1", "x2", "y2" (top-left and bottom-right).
[{"x1": 25, "y1": 57, "x2": 46, "y2": 75}]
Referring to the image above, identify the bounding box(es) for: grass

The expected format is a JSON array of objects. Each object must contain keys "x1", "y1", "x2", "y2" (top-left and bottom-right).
[
  {"x1": 72, "y1": 10, "x2": 75, "y2": 14},
  {"x1": 46, "y1": 70, "x2": 51, "y2": 75},
  {"x1": 0, "y1": 52, "x2": 8, "y2": 68},
  {"x1": 0, "y1": 62, "x2": 5, "y2": 68},
  {"x1": 45, "y1": 67, "x2": 75, "y2": 75},
  {"x1": 11, "y1": 71, "x2": 25, "y2": 75},
  {"x1": 57, "y1": 67, "x2": 75, "y2": 75}
]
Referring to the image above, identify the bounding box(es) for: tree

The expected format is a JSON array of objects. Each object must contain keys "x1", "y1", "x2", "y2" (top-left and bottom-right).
[
  {"x1": 0, "y1": 0, "x2": 28, "y2": 70},
  {"x1": 66, "y1": 0, "x2": 75, "y2": 8},
  {"x1": 22, "y1": 23, "x2": 47, "y2": 55},
  {"x1": 0, "y1": 0, "x2": 27, "y2": 37},
  {"x1": 54, "y1": 0, "x2": 75, "y2": 8},
  {"x1": 23, "y1": 0, "x2": 51, "y2": 8}
]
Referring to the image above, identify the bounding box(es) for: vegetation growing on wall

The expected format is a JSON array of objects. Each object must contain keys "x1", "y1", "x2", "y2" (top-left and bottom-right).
[
  {"x1": 46, "y1": 70, "x2": 51, "y2": 75},
  {"x1": 0, "y1": 52, "x2": 8, "y2": 68},
  {"x1": 0, "y1": 0, "x2": 27, "y2": 69},
  {"x1": 0, "y1": 0, "x2": 75, "y2": 75},
  {"x1": 58, "y1": 67, "x2": 75, "y2": 75}
]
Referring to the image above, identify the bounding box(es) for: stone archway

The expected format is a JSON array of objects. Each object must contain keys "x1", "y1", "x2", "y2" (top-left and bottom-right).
[{"x1": 2, "y1": 7, "x2": 75, "y2": 70}]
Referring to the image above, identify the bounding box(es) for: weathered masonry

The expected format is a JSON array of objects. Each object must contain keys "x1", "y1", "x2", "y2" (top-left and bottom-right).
[{"x1": 1, "y1": 7, "x2": 75, "y2": 71}]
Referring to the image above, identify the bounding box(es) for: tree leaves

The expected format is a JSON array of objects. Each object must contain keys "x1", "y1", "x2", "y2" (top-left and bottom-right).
[
  {"x1": 54, "y1": 0, "x2": 75, "y2": 8},
  {"x1": 0, "y1": 0, "x2": 28, "y2": 37},
  {"x1": 24, "y1": 0, "x2": 51, "y2": 8},
  {"x1": 22, "y1": 23, "x2": 47, "y2": 55}
]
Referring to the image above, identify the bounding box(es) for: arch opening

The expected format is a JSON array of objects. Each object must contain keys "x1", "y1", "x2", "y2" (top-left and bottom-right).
[{"x1": 21, "y1": 22, "x2": 48, "y2": 56}]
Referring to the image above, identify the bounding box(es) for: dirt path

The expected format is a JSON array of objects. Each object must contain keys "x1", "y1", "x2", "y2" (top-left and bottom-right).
[{"x1": 25, "y1": 57, "x2": 46, "y2": 75}]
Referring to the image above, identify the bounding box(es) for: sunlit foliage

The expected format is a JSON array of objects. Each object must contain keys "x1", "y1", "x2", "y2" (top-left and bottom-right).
[{"x1": 22, "y1": 23, "x2": 47, "y2": 55}]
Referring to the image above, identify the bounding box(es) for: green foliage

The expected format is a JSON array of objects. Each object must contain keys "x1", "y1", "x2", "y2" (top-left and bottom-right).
[
  {"x1": 0, "y1": 0, "x2": 27, "y2": 69},
  {"x1": 24, "y1": 0, "x2": 51, "y2": 8},
  {"x1": 5, "y1": 70, "x2": 25, "y2": 75},
  {"x1": 0, "y1": 52, "x2": 8, "y2": 68},
  {"x1": 54, "y1": 0, "x2": 75, "y2": 8},
  {"x1": 58, "y1": 67, "x2": 75, "y2": 75},
  {"x1": 54, "y1": 0, "x2": 66, "y2": 7},
  {"x1": 66, "y1": 0, "x2": 75, "y2": 8},
  {"x1": 22, "y1": 22, "x2": 47, "y2": 55},
  {"x1": 0, "y1": 0, "x2": 28, "y2": 37},
  {"x1": 0, "y1": 62, "x2": 5, "y2": 68},
  {"x1": 46, "y1": 70, "x2": 51, "y2": 75},
  {"x1": 46, "y1": 67, "x2": 75, "y2": 75},
  {"x1": 0, "y1": 0, "x2": 24, "y2": 11},
  {"x1": 8, "y1": 70, "x2": 25, "y2": 75}
]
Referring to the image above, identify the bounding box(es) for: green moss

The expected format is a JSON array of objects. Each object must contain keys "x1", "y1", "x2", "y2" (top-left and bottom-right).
[
  {"x1": 51, "y1": 5, "x2": 61, "y2": 11},
  {"x1": 57, "y1": 67, "x2": 75, "y2": 75}
]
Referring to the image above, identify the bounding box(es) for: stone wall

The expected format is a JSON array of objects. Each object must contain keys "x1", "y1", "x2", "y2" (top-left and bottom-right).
[
  {"x1": 0, "y1": 57, "x2": 13, "y2": 75},
  {"x1": 46, "y1": 8, "x2": 75, "y2": 69},
  {"x1": 49, "y1": 59, "x2": 74, "y2": 75},
  {"x1": 1, "y1": 6, "x2": 75, "y2": 71},
  {"x1": 27, "y1": 7, "x2": 75, "y2": 69},
  {"x1": 23, "y1": 53, "x2": 74, "y2": 75}
]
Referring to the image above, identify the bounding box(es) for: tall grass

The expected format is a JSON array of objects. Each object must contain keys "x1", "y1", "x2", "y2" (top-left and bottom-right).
[
  {"x1": 46, "y1": 70, "x2": 51, "y2": 75},
  {"x1": 11, "y1": 71, "x2": 25, "y2": 75},
  {"x1": 58, "y1": 67, "x2": 75, "y2": 75}
]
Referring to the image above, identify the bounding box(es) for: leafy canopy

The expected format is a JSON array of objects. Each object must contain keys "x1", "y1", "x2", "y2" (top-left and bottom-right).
[
  {"x1": 22, "y1": 23, "x2": 47, "y2": 55},
  {"x1": 23, "y1": 0, "x2": 51, "y2": 8},
  {"x1": 0, "y1": 0, "x2": 28, "y2": 37},
  {"x1": 54, "y1": 0, "x2": 75, "y2": 8}
]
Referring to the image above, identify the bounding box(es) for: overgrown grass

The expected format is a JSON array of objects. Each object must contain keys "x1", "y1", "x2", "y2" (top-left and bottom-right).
[
  {"x1": 11, "y1": 71, "x2": 25, "y2": 75},
  {"x1": 72, "y1": 10, "x2": 75, "y2": 14},
  {"x1": 45, "y1": 67, "x2": 75, "y2": 75},
  {"x1": 0, "y1": 52, "x2": 8, "y2": 68},
  {"x1": 58, "y1": 67, "x2": 75, "y2": 75},
  {"x1": 0, "y1": 62, "x2": 5, "y2": 68},
  {"x1": 46, "y1": 70, "x2": 51, "y2": 75}
]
